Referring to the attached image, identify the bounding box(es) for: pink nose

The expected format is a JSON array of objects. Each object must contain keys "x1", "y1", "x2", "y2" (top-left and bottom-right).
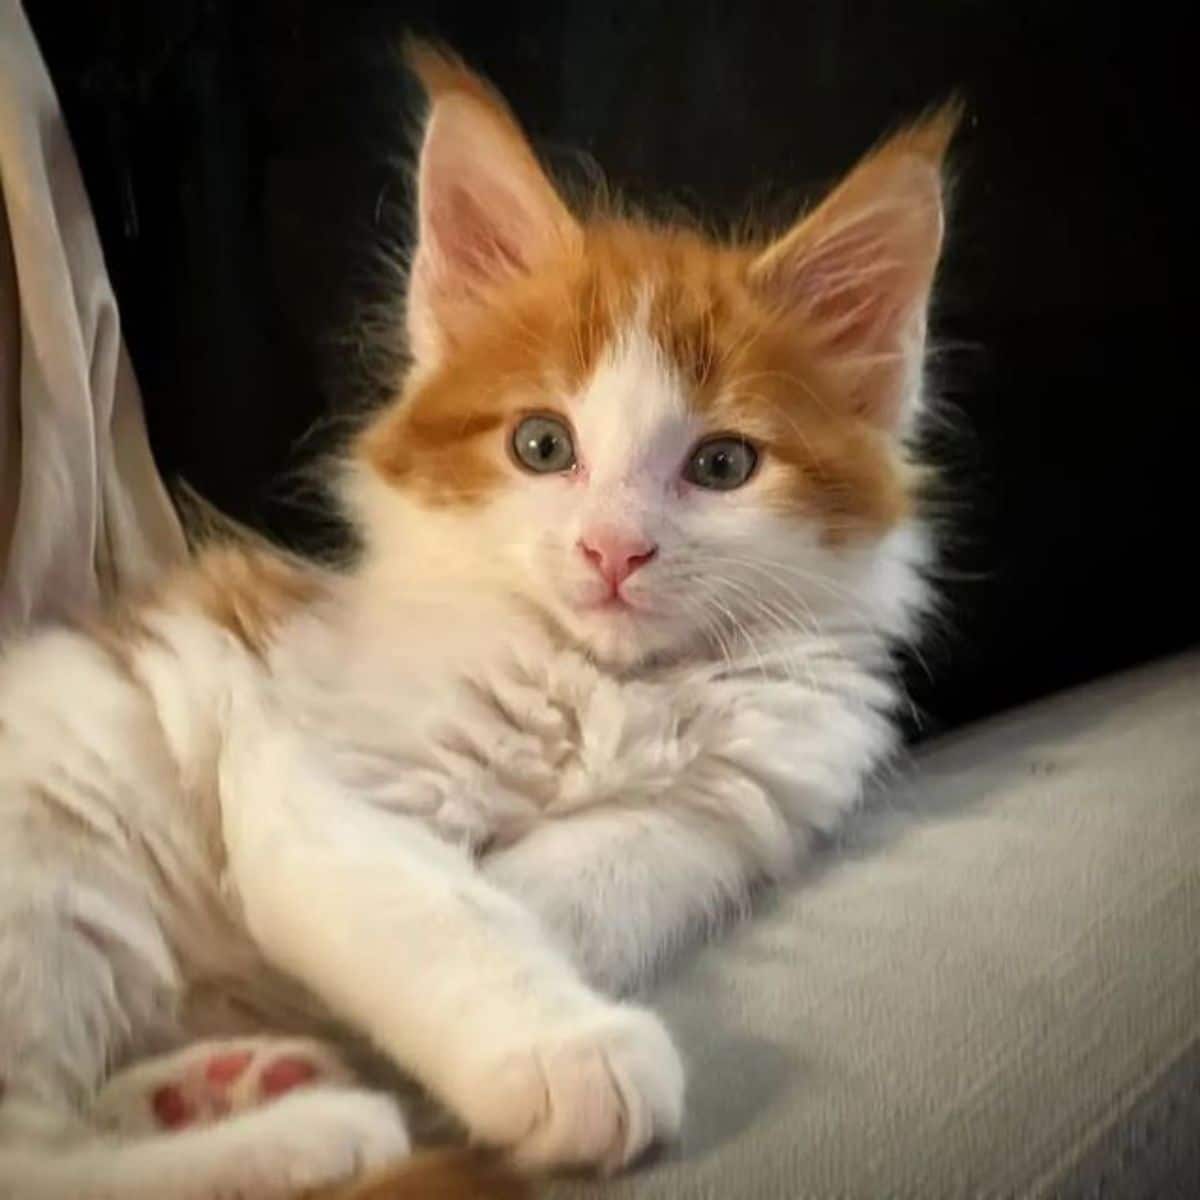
[{"x1": 578, "y1": 532, "x2": 658, "y2": 588}]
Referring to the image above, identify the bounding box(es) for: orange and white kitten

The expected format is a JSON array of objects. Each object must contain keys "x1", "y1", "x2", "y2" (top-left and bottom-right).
[{"x1": 0, "y1": 43, "x2": 954, "y2": 1200}]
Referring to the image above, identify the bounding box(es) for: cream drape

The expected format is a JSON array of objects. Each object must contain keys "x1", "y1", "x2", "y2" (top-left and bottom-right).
[{"x1": 0, "y1": 0, "x2": 184, "y2": 635}]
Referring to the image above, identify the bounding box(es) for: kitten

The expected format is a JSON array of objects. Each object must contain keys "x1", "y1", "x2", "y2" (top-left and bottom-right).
[{"x1": 0, "y1": 40, "x2": 954, "y2": 1200}]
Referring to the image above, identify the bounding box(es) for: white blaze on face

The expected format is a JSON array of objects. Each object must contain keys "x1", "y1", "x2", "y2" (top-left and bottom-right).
[{"x1": 569, "y1": 314, "x2": 701, "y2": 551}]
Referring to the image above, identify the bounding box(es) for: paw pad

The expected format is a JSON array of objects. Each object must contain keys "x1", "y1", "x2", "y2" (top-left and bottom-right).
[{"x1": 94, "y1": 1036, "x2": 354, "y2": 1135}]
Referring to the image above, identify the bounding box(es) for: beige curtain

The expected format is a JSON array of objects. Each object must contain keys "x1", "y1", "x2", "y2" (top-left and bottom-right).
[{"x1": 0, "y1": 0, "x2": 185, "y2": 635}]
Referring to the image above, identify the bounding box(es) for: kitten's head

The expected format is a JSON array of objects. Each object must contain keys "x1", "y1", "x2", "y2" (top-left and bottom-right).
[{"x1": 349, "y1": 43, "x2": 956, "y2": 668}]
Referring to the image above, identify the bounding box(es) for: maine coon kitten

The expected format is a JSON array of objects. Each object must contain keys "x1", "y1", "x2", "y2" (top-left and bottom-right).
[{"x1": 0, "y1": 42, "x2": 954, "y2": 1200}]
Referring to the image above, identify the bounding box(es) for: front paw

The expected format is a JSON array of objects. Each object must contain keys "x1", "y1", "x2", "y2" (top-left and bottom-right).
[{"x1": 464, "y1": 1003, "x2": 684, "y2": 1173}]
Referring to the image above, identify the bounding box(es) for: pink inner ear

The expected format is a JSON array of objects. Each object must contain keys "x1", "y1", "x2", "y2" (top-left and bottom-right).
[
  {"x1": 779, "y1": 204, "x2": 931, "y2": 346},
  {"x1": 801, "y1": 246, "x2": 907, "y2": 350},
  {"x1": 431, "y1": 184, "x2": 531, "y2": 289},
  {"x1": 753, "y1": 178, "x2": 943, "y2": 430}
]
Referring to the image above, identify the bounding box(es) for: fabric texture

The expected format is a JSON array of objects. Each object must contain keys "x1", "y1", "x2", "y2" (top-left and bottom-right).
[
  {"x1": 558, "y1": 650, "x2": 1200, "y2": 1199},
  {"x1": 0, "y1": 0, "x2": 184, "y2": 634}
]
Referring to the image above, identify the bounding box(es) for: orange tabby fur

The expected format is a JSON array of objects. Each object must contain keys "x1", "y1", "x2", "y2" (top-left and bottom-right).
[
  {"x1": 307, "y1": 1149, "x2": 532, "y2": 1200},
  {"x1": 359, "y1": 45, "x2": 955, "y2": 544}
]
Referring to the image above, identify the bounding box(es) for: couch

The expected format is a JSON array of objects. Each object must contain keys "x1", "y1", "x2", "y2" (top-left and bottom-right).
[{"x1": 561, "y1": 651, "x2": 1200, "y2": 1198}]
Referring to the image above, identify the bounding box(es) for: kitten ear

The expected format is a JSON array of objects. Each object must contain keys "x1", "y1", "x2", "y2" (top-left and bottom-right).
[
  {"x1": 404, "y1": 41, "x2": 582, "y2": 365},
  {"x1": 749, "y1": 104, "x2": 960, "y2": 432}
]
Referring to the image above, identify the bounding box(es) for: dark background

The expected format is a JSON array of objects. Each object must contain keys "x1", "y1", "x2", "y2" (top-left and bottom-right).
[{"x1": 24, "y1": 1, "x2": 1192, "y2": 737}]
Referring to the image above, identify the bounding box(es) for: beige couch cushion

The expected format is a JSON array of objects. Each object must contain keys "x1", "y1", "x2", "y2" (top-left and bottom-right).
[{"x1": 559, "y1": 651, "x2": 1200, "y2": 1198}]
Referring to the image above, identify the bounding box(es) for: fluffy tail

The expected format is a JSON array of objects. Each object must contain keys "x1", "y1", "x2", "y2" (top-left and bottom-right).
[{"x1": 306, "y1": 1149, "x2": 534, "y2": 1200}]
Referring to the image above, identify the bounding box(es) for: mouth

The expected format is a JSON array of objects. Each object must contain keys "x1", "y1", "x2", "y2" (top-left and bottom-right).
[
  {"x1": 573, "y1": 580, "x2": 665, "y2": 617},
  {"x1": 580, "y1": 593, "x2": 636, "y2": 613},
  {"x1": 554, "y1": 586, "x2": 678, "y2": 667}
]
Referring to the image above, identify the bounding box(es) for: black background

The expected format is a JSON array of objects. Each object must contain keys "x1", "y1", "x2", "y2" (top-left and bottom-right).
[{"x1": 24, "y1": 1, "x2": 1193, "y2": 737}]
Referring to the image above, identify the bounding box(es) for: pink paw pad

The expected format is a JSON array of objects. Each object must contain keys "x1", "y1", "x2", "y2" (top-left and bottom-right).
[
  {"x1": 204, "y1": 1049, "x2": 253, "y2": 1086},
  {"x1": 260, "y1": 1055, "x2": 318, "y2": 1097},
  {"x1": 94, "y1": 1037, "x2": 354, "y2": 1136},
  {"x1": 150, "y1": 1084, "x2": 193, "y2": 1129},
  {"x1": 146, "y1": 1041, "x2": 346, "y2": 1132}
]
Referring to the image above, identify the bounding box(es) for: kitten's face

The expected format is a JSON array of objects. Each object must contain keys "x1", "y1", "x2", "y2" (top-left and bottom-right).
[
  {"x1": 351, "y1": 46, "x2": 952, "y2": 668},
  {"x1": 361, "y1": 228, "x2": 910, "y2": 667}
]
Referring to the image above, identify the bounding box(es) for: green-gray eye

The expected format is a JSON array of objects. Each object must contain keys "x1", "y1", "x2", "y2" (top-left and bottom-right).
[
  {"x1": 511, "y1": 414, "x2": 576, "y2": 474},
  {"x1": 684, "y1": 437, "x2": 758, "y2": 490}
]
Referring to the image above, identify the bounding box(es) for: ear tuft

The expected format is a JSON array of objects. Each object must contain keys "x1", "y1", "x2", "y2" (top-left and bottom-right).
[
  {"x1": 403, "y1": 37, "x2": 514, "y2": 118},
  {"x1": 881, "y1": 97, "x2": 964, "y2": 165}
]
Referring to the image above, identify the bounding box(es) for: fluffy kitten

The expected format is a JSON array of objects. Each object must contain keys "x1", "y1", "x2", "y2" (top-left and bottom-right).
[{"x1": 0, "y1": 42, "x2": 954, "y2": 1200}]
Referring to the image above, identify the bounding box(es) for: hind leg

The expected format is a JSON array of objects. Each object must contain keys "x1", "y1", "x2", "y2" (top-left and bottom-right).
[
  {"x1": 0, "y1": 874, "x2": 410, "y2": 1199},
  {"x1": 93, "y1": 1035, "x2": 358, "y2": 1134},
  {"x1": 4, "y1": 1086, "x2": 412, "y2": 1200}
]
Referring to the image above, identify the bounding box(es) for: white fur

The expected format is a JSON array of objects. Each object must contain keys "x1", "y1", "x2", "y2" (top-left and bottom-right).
[
  {"x1": 0, "y1": 37, "x2": 949, "y2": 1186},
  {"x1": 3, "y1": 1087, "x2": 410, "y2": 1200},
  {"x1": 0, "y1": 278, "x2": 930, "y2": 1200}
]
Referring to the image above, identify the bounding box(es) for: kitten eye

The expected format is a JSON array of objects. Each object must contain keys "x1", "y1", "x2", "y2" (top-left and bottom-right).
[
  {"x1": 684, "y1": 437, "x2": 758, "y2": 491},
  {"x1": 511, "y1": 414, "x2": 577, "y2": 474}
]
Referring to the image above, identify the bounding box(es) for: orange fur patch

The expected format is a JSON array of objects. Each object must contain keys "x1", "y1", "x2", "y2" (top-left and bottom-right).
[
  {"x1": 84, "y1": 542, "x2": 326, "y2": 667},
  {"x1": 161, "y1": 545, "x2": 325, "y2": 657},
  {"x1": 360, "y1": 218, "x2": 909, "y2": 538},
  {"x1": 360, "y1": 44, "x2": 954, "y2": 538},
  {"x1": 305, "y1": 1148, "x2": 534, "y2": 1200}
]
